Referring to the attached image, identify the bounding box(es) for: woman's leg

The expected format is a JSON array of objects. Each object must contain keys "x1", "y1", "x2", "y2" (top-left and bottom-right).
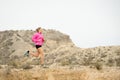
[
  {"x1": 29, "y1": 51, "x2": 39, "y2": 57},
  {"x1": 38, "y1": 48, "x2": 44, "y2": 64}
]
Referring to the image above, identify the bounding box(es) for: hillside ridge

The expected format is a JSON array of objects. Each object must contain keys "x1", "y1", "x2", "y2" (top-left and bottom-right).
[{"x1": 0, "y1": 29, "x2": 120, "y2": 80}]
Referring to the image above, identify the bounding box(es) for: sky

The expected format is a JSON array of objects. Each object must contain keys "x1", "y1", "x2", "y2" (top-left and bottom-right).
[{"x1": 0, "y1": 0, "x2": 120, "y2": 48}]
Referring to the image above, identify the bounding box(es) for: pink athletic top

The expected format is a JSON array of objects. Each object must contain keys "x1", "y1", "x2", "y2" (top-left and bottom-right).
[{"x1": 32, "y1": 32, "x2": 44, "y2": 45}]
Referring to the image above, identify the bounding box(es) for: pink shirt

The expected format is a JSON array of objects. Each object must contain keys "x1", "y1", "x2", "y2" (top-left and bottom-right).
[{"x1": 32, "y1": 32, "x2": 44, "y2": 45}]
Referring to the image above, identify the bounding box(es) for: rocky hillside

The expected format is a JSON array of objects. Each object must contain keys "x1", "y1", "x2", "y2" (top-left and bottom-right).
[
  {"x1": 45, "y1": 45, "x2": 120, "y2": 68},
  {"x1": 0, "y1": 29, "x2": 120, "y2": 80},
  {"x1": 0, "y1": 29, "x2": 74, "y2": 65},
  {"x1": 0, "y1": 29, "x2": 120, "y2": 68}
]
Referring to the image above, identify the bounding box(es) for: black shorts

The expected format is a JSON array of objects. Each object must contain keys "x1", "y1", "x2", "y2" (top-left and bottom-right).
[{"x1": 35, "y1": 45, "x2": 42, "y2": 49}]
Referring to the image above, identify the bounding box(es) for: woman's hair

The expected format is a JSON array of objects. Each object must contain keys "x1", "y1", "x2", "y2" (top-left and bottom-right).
[{"x1": 36, "y1": 27, "x2": 41, "y2": 32}]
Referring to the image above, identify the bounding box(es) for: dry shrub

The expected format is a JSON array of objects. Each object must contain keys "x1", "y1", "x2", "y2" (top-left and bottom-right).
[
  {"x1": 93, "y1": 62, "x2": 102, "y2": 70},
  {"x1": 82, "y1": 57, "x2": 93, "y2": 66},
  {"x1": 106, "y1": 58, "x2": 115, "y2": 67},
  {"x1": 115, "y1": 57, "x2": 120, "y2": 67},
  {"x1": 61, "y1": 59, "x2": 72, "y2": 66}
]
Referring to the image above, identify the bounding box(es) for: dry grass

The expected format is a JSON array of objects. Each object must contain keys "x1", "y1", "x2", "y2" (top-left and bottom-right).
[
  {"x1": 0, "y1": 70, "x2": 32, "y2": 80},
  {"x1": 0, "y1": 66, "x2": 120, "y2": 80}
]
